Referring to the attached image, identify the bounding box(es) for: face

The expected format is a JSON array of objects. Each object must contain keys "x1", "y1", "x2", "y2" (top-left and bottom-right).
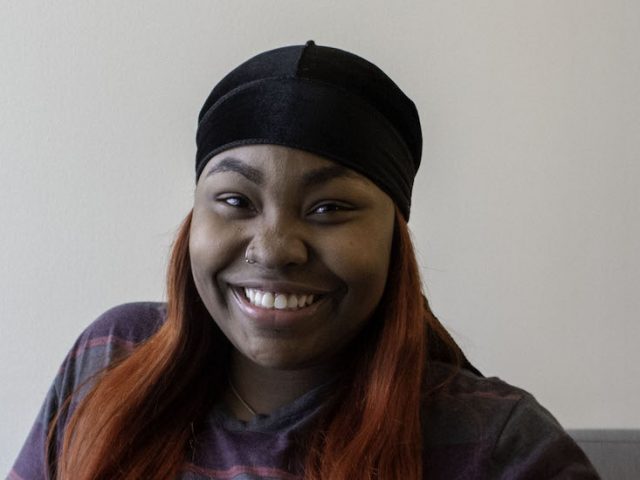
[{"x1": 189, "y1": 144, "x2": 395, "y2": 371}]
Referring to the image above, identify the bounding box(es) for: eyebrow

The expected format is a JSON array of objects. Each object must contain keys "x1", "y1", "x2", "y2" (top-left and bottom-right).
[
  {"x1": 205, "y1": 156, "x2": 366, "y2": 188},
  {"x1": 205, "y1": 157, "x2": 264, "y2": 185}
]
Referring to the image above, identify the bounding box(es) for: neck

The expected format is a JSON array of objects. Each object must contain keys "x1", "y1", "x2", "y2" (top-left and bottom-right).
[{"x1": 226, "y1": 351, "x2": 340, "y2": 420}]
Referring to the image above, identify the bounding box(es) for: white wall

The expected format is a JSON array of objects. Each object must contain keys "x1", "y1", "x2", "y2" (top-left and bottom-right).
[{"x1": 2, "y1": 0, "x2": 639, "y2": 472}]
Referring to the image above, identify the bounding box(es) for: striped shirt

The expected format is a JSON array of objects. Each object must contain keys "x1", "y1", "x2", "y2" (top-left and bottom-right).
[{"x1": 9, "y1": 302, "x2": 600, "y2": 479}]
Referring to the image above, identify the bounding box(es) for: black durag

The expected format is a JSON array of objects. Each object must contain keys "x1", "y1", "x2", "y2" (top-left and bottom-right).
[{"x1": 195, "y1": 40, "x2": 421, "y2": 220}]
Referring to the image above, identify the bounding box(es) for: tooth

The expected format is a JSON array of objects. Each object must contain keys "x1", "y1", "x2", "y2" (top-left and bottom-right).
[
  {"x1": 298, "y1": 294, "x2": 307, "y2": 307},
  {"x1": 306, "y1": 294, "x2": 314, "y2": 305},
  {"x1": 287, "y1": 294, "x2": 299, "y2": 309},
  {"x1": 274, "y1": 294, "x2": 288, "y2": 309},
  {"x1": 254, "y1": 290, "x2": 263, "y2": 306},
  {"x1": 261, "y1": 292, "x2": 274, "y2": 308}
]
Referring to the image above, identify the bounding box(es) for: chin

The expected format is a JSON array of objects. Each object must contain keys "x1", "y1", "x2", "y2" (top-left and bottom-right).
[{"x1": 240, "y1": 344, "x2": 324, "y2": 371}]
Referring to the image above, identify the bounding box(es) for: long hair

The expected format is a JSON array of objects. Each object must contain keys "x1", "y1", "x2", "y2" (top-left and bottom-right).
[{"x1": 53, "y1": 207, "x2": 462, "y2": 479}]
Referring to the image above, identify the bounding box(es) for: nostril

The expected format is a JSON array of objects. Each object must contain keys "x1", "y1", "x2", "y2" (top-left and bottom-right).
[{"x1": 245, "y1": 232, "x2": 309, "y2": 268}]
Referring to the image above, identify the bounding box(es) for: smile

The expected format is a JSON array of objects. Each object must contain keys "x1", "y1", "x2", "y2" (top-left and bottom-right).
[{"x1": 243, "y1": 288, "x2": 318, "y2": 310}]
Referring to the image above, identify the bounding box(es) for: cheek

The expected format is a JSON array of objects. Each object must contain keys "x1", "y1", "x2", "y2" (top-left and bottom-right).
[
  {"x1": 188, "y1": 214, "x2": 239, "y2": 291},
  {"x1": 328, "y1": 223, "x2": 394, "y2": 309},
  {"x1": 351, "y1": 251, "x2": 390, "y2": 299}
]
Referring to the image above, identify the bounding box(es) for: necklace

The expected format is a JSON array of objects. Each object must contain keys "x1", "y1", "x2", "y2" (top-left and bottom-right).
[{"x1": 228, "y1": 379, "x2": 258, "y2": 416}]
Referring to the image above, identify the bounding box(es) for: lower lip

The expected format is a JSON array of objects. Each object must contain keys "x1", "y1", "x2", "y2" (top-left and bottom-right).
[{"x1": 231, "y1": 288, "x2": 327, "y2": 328}]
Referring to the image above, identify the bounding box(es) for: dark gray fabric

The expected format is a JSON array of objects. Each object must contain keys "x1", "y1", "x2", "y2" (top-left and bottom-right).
[{"x1": 9, "y1": 303, "x2": 601, "y2": 479}]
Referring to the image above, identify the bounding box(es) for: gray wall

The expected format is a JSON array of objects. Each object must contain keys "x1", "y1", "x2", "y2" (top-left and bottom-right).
[{"x1": 2, "y1": 0, "x2": 639, "y2": 472}]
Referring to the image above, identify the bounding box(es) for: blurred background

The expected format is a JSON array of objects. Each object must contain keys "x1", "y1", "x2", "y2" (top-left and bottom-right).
[{"x1": 2, "y1": 0, "x2": 639, "y2": 471}]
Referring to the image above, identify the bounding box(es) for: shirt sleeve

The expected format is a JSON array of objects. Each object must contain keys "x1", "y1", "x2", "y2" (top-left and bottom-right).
[
  {"x1": 8, "y1": 329, "x2": 110, "y2": 480},
  {"x1": 7, "y1": 302, "x2": 163, "y2": 480},
  {"x1": 489, "y1": 393, "x2": 601, "y2": 479},
  {"x1": 7, "y1": 377, "x2": 63, "y2": 480}
]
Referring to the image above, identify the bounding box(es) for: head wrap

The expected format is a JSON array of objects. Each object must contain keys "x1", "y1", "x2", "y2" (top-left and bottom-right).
[{"x1": 195, "y1": 40, "x2": 422, "y2": 219}]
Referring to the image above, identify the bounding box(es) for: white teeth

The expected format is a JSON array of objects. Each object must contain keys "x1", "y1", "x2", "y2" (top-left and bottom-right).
[
  {"x1": 274, "y1": 294, "x2": 288, "y2": 309},
  {"x1": 261, "y1": 292, "x2": 274, "y2": 308},
  {"x1": 243, "y1": 288, "x2": 319, "y2": 310},
  {"x1": 287, "y1": 294, "x2": 298, "y2": 309}
]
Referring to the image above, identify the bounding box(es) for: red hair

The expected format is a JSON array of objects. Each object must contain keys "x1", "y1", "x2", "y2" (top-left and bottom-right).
[{"x1": 52, "y1": 207, "x2": 462, "y2": 479}]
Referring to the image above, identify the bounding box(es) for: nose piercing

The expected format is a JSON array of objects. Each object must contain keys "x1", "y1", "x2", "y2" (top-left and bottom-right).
[{"x1": 245, "y1": 256, "x2": 256, "y2": 264}]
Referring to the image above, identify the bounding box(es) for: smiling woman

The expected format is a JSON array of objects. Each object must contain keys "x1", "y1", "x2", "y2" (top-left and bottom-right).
[
  {"x1": 9, "y1": 42, "x2": 600, "y2": 480},
  {"x1": 190, "y1": 146, "x2": 395, "y2": 376}
]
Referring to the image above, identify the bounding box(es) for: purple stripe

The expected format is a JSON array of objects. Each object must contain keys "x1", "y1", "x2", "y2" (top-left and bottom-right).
[
  {"x1": 70, "y1": 335, "x2": 137, "y2": 359},
  {"x1": 185, "y1": 463, "x2": 301, "y2": 480},
  {"x1": 7, "y1": 469, "x2": 26, "y2": 480},
  {"x1": 55, "y1": 335, "x2": 137, "y2": 375},
  {"x1": 466, "y1": 391, "x2": 522, "y2": 400}
]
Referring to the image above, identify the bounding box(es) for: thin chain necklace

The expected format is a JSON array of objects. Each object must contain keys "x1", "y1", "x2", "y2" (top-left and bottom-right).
[{"x1": 228, "y1": 379, "x2": 258, "y2": 416}]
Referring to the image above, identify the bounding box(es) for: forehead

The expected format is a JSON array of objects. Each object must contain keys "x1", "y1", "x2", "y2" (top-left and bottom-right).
[{"x1": 201, "y1": 144, "x2": 375, "y2": 189}]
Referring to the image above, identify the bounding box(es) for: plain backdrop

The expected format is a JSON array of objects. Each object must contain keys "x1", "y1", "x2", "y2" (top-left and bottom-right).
[{"x1": 2, "y1": 0, "x2": 639, "y2": 472}]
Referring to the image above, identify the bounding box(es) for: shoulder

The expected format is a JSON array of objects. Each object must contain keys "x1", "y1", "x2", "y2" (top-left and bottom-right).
[
  {"x1": 423, "y1": 362, "x2": 530, "y2": 449},
  {"x1": 8, "y1": 302, "x2": 169, "y2": 480},
  {"x1": 74, "y1": 301, "x2": 167, "y2": 347},
  {"x1": 57, "y1": 302, "x2": 167, "y2": 400},
  {"x1": 422, "y1": 362, "x2": 599, "y2": 479}
]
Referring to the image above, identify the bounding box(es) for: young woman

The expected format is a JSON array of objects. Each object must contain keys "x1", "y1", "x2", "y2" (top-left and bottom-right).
[{"x1": 10, "y1": 41, "x2": 599, "y2": 480}]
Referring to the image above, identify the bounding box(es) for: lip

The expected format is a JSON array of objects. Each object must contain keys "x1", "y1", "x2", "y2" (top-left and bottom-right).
[{"x1": 230, "y1": 285, "x2": 330, "y2": 329}]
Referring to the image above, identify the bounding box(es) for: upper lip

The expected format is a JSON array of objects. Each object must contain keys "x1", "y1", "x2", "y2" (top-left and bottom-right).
[{"x1": 228, "y1": 280, "x2": 335, "y2": 295}]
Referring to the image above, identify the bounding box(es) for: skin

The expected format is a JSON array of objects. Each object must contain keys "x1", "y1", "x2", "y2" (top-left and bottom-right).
[{"x1": 189, "y1": 144, "x2": 395, "y2": 419}]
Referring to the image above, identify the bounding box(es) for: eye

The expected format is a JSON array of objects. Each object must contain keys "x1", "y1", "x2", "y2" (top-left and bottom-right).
[
  {"x1": 309, "y1": 202, "x2": 353, "y2": 215},
  {"x1": 217, "y1": 194, "x2": 253, "y2": 210}
]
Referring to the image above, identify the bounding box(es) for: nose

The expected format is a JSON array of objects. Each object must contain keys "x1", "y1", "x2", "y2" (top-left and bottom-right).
[{"x1": 245, "y1": 219, "x2": 309, "y2": 269}]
